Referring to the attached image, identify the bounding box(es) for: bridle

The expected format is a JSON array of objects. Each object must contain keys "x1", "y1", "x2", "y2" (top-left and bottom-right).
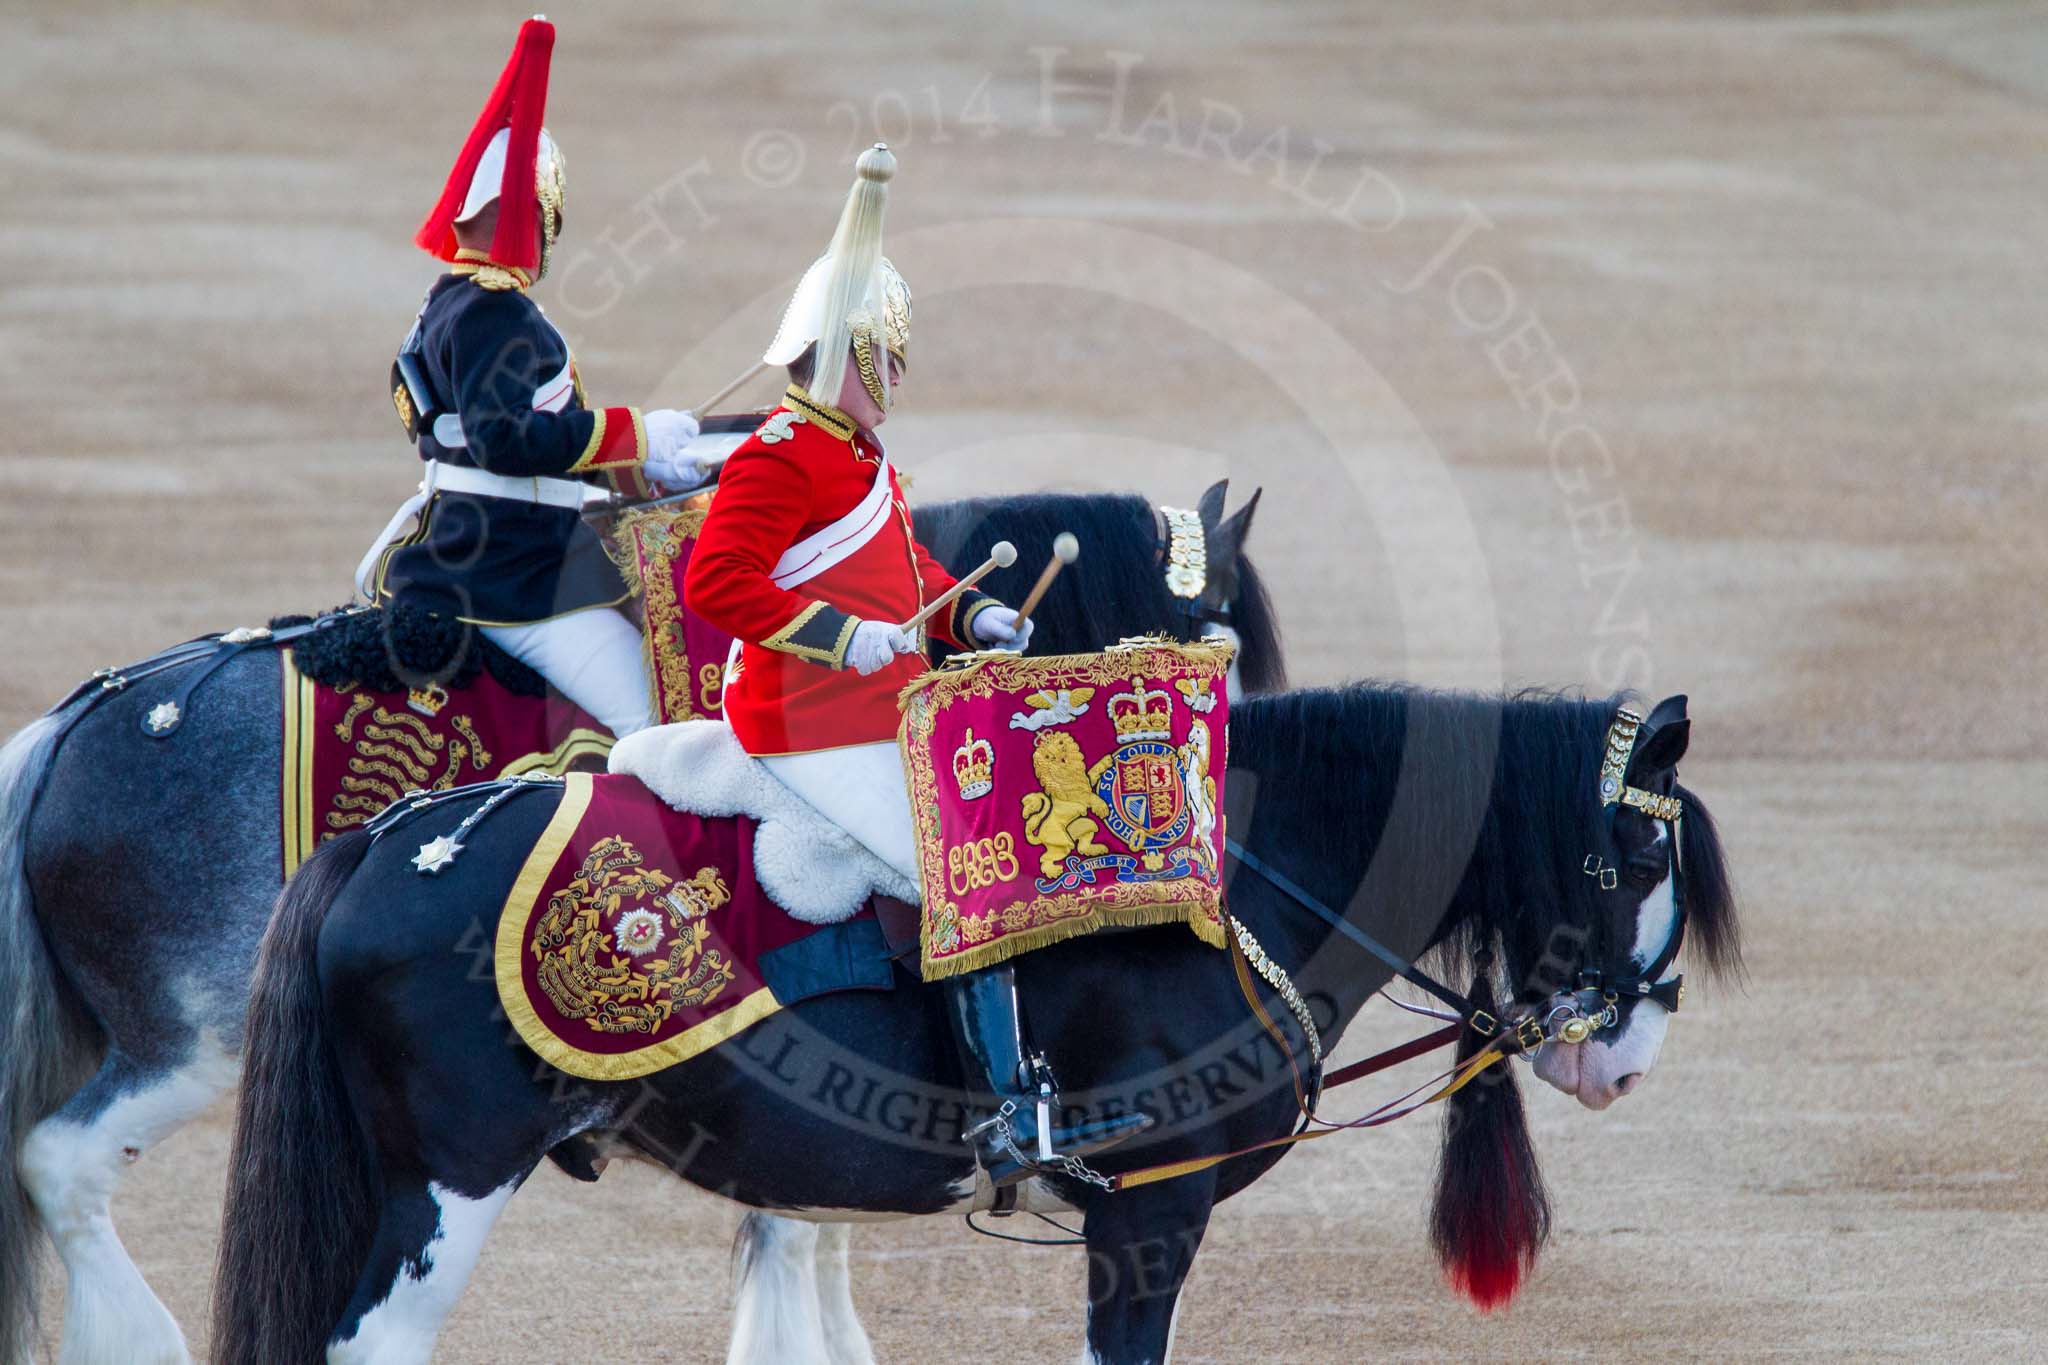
[
  {"x1": 1541, "y1": 706, "x2": 1688, "y2": 1045},
  {"x1": 1222, "y1": 704, "x2": 1692, "y2": 1095},
  {"x1": 1090, "y1": 702, "x2": 1696, "y2": 1192},
  {"x1": 1153, "y1": 504, "x2": 1234, "y2": 640}
]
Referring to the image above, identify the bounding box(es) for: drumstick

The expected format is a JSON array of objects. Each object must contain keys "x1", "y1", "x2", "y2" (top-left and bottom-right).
[
  {"x1": 1011, "y1": 532, "x2": 1079, "y2": 631},
  {"x1": 900, "y1": 541, "x2": 1016, "y2": 634},
  {"x1": 692, "y1": 360, "x2": 769, "y2": 416}
]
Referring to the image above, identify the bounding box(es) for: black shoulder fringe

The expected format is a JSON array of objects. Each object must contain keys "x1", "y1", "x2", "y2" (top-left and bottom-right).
[{"x1": 268, "y1": 606, "x2": 548, "y2": 699}]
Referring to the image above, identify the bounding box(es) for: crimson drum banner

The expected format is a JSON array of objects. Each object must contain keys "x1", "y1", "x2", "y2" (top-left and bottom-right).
[
  {"x1": 897, "y1": 637, "x2": 1232, "y2": 982},
  {"x1": 613, "y1": 502, "x2": 736, "y2": 725}
]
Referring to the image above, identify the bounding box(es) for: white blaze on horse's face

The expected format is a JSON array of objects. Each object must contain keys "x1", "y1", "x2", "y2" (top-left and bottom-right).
[{"x1": 1532, "y1": 826, "x2": 1679, "y2": 1110}]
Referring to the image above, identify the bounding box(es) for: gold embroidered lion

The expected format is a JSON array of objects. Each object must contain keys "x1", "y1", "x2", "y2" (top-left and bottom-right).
[{"x1": 1019, "y1": 731, "x2": 1112, "y2": 878}]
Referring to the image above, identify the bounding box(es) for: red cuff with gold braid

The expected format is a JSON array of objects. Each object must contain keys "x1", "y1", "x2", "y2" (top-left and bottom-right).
[{"x1": 570, "y1": 407, "x2": 647, "y2": 472}]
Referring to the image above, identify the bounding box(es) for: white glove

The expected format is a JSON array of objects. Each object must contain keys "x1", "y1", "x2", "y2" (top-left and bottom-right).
[
  {"x1": 642, "y1": 408, "x2": 706, "y2": 486},
  {"x1": 845, "y1": 619, "x2": 917, "y2": 676},
  {"x1": 971, "y1": 605, "x2": 1034, "y2": 653}
]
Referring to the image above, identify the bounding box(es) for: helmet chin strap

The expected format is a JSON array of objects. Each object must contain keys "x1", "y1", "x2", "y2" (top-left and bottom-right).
[
  {"x1": 853, "y1": 335, "x2": 888, "y2": 410},
  {"x1": 537, "y1": 198, "x2": 557, "y2": 282}
]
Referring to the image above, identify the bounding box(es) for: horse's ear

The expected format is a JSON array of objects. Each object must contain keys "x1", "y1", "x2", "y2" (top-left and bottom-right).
[
  {"x1": 1197, "y1": 479, "x2": 1230, "y2": 530},
  {"x1": 1645, "y1": 693, "x2": 1688, "y2": 729},
  {"x1": 1634, "y1": 694, "x2": 1690, "y2": 774},
  {"x1": 1210, "y1": 486, "x2": 1263, "y2": 562}
]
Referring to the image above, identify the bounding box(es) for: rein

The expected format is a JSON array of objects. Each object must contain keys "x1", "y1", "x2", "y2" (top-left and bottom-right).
[
  {"x1": 55, "y1": 619, "x2": 334, "y2": 743},
  {"x1": 1106, "y1": 704, "x2": 1689, "y2": 1192},
  {"x1": 1109, "y1": 844, "x2": 1540, "y2": 1192},
  {"x1": 1225, "y1": 839, "x2": 1475, "y2": 1019}
]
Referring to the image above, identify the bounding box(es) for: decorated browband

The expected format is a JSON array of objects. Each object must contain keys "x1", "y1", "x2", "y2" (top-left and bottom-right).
[
  {"x1": 1158, "y1": 505, "x2": 1206, "y2": 601},
  {"x1": 1598, "y1": 707, "x2": 1684, "y2": 823}
]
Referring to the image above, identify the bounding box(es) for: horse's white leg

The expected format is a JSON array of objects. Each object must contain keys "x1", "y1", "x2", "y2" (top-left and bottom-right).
[
  {"x1": 727, "y1": 1211, "x2": 826, "y2": 1365},
  {"x1": 19, "y1": 1045, "x2": 235, "y2": 1365},
  {"x1": 815, "y1": 1222, "x2": 876, "y2": 1365},
  {"x1": 327, "y1": 1180, "x2": 516, "y2": 1365}
]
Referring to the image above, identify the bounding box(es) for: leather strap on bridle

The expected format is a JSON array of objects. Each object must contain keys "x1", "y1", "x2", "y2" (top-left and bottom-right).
[
  {"x1": 1575, "y1": 707, "x2": 1689, "y2": 1009},
  {"x1": 1152, "y1": 504, "x2": 1234, "y2": 638},
  {"x1": 1224, "y1": 838, "x2": 1475, "y2": 1017},
  {"x1": 1110, "y1": 1016, "x2": 1514, "y2": 1192},
  {"x1": 1108, "y1": 845, "x2": 1529, "y2": 1192},
  {"x1": 1109, "y1": 704, "x2": 1702, "y2": 1193},
  {"x1": 1110, "y1": 706, "x2": 1697, "y2": 1193},
  {"x1": 1320, "y1": 1022, "x2": 1463, "y2": 1089},
  {"x1": 1221, "y1": 838, "x2": 1545, "y2": 1084}
]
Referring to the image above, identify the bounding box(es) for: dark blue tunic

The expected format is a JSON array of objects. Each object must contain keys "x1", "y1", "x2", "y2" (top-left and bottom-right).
[{"x1": 374, "y1": 274, "x2": 643, "y2": 626}]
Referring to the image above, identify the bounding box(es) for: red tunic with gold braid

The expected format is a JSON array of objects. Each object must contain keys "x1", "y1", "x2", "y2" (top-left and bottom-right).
[{"x1": 686, "y1": 385, "x2": 1002, "y2": 756}]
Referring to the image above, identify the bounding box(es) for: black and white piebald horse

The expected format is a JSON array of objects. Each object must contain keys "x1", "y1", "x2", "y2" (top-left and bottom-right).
[
  {"x1": 210, "y1": 685, "x2": 1738, "y2": 1365},
  {"x1": 0, "y1": 482, "x2": 1277, "y2": 1365}
]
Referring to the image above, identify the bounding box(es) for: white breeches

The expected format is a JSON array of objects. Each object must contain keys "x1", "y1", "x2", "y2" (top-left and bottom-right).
[
  {"x1": 761, "y1": 741, "x2": 921, "y2": 890},
  {"x1": 482, "y1": 608, "x2": 653, "y2": 738}
]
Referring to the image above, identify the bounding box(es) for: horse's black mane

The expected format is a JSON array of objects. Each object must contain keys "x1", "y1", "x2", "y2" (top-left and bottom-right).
[
  {"x1": 914, "y1": 492, "x2": 1285, "y2": 690},
  {"x1": 1230, "y1": 681, "x2": 1740, "y2": 1303},
  {"x1": 278, "y1": 491, "x2": 1285, "y2": 700},
  {"x1": 1230, "y1": 683, "x2": 1738, "y2": 996}
]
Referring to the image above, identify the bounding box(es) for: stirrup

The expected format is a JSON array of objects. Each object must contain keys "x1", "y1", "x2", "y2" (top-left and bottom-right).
[
  {"x1": 967, "y1": 1100, "x2": 1147, "y2": 1192},
  {"x1": 964, "y1": 1057, "x2": 1151, "y2": 1191},
  {"x1": 962, "y1": 1052, "x2": 1061, "y2": 1161}
]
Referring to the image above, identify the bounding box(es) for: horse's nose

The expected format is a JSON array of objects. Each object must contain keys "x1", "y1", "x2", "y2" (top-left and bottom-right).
[{"x1": 1613, "y1": 1072, "x2": 1643, "y2": 1097}]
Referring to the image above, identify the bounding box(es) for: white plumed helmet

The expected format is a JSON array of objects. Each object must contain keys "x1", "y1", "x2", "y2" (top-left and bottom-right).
[{"x1": 763, "y1": 144, "x2": 912, "y2": 410}]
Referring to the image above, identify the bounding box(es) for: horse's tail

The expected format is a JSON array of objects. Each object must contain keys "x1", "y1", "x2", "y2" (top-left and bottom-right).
[
  {"x1": 0, "y1": 712, "x2": 95, "y2": 1362},
  {"x1": 212, "y1": 827, "x2": 379, "y2": 1365},
  {"x1": 1429, "y1": 963, "x2": 1551, "y2": 1312}
]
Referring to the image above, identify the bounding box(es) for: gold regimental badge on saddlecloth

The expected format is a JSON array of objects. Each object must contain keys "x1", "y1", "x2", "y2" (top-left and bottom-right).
[{"x1": 529, "y1": 836, "x2": 736, "y2": 1034}]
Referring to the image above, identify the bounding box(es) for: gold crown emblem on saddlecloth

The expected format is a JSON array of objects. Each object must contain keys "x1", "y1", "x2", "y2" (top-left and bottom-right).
[
  {"x1": 408, "y1": 682, "x2": 449, "y2": 717},
  {"x1": 952, "y1": 728, "x2": 995, "y2": 800},
  {"x1": 1108, "y1": 684, "x2": 1174, "y2": 743}
]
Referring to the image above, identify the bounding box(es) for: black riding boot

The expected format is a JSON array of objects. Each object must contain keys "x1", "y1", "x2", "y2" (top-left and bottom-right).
[{"x1": 947, "y1": 963, "x2": 1152, "y2": 1188}]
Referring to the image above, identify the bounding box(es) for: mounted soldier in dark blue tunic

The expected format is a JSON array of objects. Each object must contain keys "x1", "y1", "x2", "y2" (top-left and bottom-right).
[{"x1": 359, "y1": 16, "x2": 710, "y2": 736}]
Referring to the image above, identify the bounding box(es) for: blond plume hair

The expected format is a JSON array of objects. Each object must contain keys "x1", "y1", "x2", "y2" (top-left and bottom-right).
[{"x1": 807, "y1": 143, "x2": 896, "y2": 412}]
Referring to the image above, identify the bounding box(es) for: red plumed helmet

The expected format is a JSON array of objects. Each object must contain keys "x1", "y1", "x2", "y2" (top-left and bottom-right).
[{"x1": 414, "y1": 16, "x2": 562, "y2": 270}]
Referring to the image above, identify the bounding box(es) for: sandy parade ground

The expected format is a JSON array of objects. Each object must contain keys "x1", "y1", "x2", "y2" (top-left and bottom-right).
[{"x1": 4, "y1": 1, "x2": 2046, "y2": 1360}]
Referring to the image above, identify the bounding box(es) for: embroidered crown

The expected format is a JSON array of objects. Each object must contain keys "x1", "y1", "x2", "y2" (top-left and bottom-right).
[
  {"x1": 1108, "y1": 684, "x2": 1174, "y2": 743},
  {"x1": 407, "y1": 681, "x2": 450, "y2": 718},
  {"x1": 952, "y1": 727, "x2": 995, "y2": 800}
]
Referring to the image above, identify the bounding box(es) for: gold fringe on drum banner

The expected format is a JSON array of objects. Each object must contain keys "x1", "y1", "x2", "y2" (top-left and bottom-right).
[{"x1": 914, "y1": 897, "x2": 1226, "y2": 983}]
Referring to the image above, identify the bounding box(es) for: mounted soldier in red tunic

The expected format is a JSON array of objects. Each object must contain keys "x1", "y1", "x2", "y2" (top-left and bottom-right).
[
  {"x1": 360, "y1": 16, "x2": 711, "y2": 739},
  {"x1": 686, "y1": 144, "x2": 1152, "y2": 1186}
]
